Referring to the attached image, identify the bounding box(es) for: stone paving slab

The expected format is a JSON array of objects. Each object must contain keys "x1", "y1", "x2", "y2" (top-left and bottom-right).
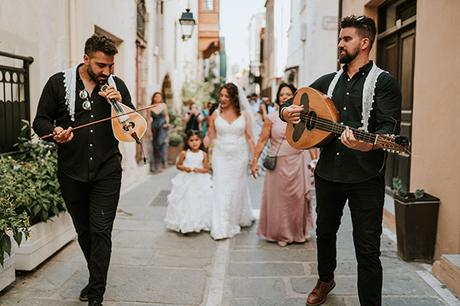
[
  {"x1": 230, "y1": 248, "x2": 317, "y2": 262},
  {"x1": 228, "y1": 262, "x2": 306, "y2": 277},
  {"x1": 229, "y1": 278, "x2": 287, "y2": 298},
  {"x1": 103, "y1": 266, "x2": 207, "y2": 305},
  {"x1": 0, "y1": 172, "x2": 457, "y2": 306}
]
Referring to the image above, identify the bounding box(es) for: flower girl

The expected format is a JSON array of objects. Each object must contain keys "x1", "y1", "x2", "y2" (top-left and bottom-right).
[{"x1": 164, "y1": 130, "x2": 213, "y2": 233}]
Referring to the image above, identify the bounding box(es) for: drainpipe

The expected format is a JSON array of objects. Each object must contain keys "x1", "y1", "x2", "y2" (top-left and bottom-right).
[
  {"x1": 337, "y1": 0, "x2": 343, "y2": 70},
  {"x1": 68, "y1": 0, "x2": 78, "y2": 67}
]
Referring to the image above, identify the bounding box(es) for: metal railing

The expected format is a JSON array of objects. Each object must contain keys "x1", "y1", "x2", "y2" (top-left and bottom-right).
[{"x1": 0, "y1": 51, "x2": 34, "y2": 154}]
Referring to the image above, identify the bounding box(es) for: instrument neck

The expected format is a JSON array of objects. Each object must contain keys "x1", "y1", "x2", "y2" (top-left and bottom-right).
[{"x1": 316, "y1": 119, "x2": 377, "y2": 144}]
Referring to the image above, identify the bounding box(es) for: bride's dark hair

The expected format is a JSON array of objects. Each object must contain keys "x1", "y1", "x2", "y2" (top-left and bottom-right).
[{"x1": 220, "y1": 83, "x2": 241, "y2": 116}]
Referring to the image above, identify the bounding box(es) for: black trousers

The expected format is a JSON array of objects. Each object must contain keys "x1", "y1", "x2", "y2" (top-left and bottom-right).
[
  {"x1": 58, "y1": 171, "x2": 121, "y2": 303},
  {"x1": 315, "y1": 174, "x2": 385, "y2": 306}
]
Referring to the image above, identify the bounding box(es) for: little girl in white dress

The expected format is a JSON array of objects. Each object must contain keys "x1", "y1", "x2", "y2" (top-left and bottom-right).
[{"x1": 165, "y1": 130, "x2": 213, "y2": 233}]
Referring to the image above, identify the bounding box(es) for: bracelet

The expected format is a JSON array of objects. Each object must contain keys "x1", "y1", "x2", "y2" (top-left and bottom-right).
[{"x1": 280, "y1": 107, "x2": 286, "y2": 121}]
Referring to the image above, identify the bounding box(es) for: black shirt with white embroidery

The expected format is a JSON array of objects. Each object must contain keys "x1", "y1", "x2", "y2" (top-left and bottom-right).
[
  {"x1": 33, "y1": 64, "x2": 134, "y2": 182},
  {"x1": 280, "y1": 61, "x2": 402, "y2": 183}
]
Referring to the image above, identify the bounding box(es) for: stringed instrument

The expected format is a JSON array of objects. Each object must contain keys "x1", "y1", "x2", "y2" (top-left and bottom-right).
[
  {"x1": 40, "y1": 86, "x2": 151, "y2": 144},
  {"x1": 100, "y1": 84, "x2": 147, "y2": 144},
  {"x1": 285, "y1": 87, "x2": 410, "y2": 155}
]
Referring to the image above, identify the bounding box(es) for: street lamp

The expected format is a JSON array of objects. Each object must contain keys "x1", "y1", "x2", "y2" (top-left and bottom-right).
[{"x1": 179, "y1": 8, "x2": 196, "y2": 41}]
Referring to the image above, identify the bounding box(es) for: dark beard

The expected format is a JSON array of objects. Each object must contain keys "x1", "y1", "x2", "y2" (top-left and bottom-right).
[
  {"x1": 86, "y1": 67, "x2": 107, "y2": 85},
  {"x1": 339, "y1": 49, "x2": 358, "y2": 64}
]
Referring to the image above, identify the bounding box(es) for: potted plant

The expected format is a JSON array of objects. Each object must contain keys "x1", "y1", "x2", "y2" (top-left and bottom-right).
[
  {"x1": 167, "y1": 115, "x2": 185, "y2": 165},
  {"x1": 0, "y1": 190, "x2": 29, "y2": 291},
  {"x1": 392, "y1": 177, "x2": 440, "y2": 263},
  {"x1": 0, "y1": 122, "x2": 76, "y2": 271}
]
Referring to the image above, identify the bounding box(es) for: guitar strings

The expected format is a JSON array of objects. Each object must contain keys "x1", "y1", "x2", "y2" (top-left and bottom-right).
[
  {"x1": 299, "y1": 113, "x2": 376, "y2": 142},
  {"x1": 298, "y1": 113, "x2": 407, "y2": 151}
]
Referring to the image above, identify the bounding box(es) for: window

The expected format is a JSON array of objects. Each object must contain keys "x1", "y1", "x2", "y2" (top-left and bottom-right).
[{"x1": 203, "y1": 0, "x2": 214, "y2": 11}]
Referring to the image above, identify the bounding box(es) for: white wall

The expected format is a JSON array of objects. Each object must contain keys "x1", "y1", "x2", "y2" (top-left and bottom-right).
[
  {"x1": 157, "y1": 0, "x2": 199, "y2": 111},
  {"x1": 264, "y1": 0, "x2": 290, "y2": 100},
  {"x1": 0, "y1": 0, "x2": 143, "y2": 189},
  {"x1": 286, "y1": 0, "x2": 338, "y2": 87}
]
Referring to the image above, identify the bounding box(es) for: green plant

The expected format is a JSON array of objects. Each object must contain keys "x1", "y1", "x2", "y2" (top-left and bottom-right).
[
  {"x1": 169, "y1": 132, "x2": 183, "y2": 147},
  {"x1": 0, "y1": 195, "x2": 29, "y2": 266},
  {"x1": 392, "y1": 177, "x2": 425, "y2": 199},
  {"x1": 0, "y1": 121, "x2": 66, "y2": 225},
  {"x1": 181, "y1": 79, "x2": 214, "y2": 107}
]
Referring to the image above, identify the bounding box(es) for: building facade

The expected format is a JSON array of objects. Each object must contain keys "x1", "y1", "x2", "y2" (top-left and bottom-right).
[
  {"x1": 0, "y1": 0, "x2": 202, "y2": 190},
  {"x1": 247, "y1": 12, "x2": 265, "y2": 95},
  {"x1": 285, "y1": 0, "x2": 338, "y2": 87},
  {"x1": 340, "y1": 0, "x2": 460, "y2": 297},
  {"x1": 261, "y1": 0, "x2": 291, "y2": 101}
]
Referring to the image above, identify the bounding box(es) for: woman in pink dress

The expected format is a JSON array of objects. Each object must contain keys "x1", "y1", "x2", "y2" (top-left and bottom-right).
[{"x1": 251, "y1": 83, "x2": 317, "y2": 247}]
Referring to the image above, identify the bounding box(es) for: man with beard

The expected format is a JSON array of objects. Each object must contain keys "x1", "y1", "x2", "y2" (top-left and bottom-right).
[
  {"x1": 33, "y1": 34, "x2": 134, "y2": 306},
  {"x1": 280, "y1": 16, "x2": 401, "y2": 306}
]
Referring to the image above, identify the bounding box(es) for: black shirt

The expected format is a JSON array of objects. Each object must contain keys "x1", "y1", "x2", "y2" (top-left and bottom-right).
[
  {"x1": 33, "y1": 64, "x2": 134, "y2": 182},
  {"x1": 281, "y1": 61, "x2": 401, "y2": 183}
]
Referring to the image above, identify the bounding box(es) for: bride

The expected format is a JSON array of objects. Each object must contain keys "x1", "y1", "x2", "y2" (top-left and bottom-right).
[{"x1": 204, "y1": 83, "x2": 256, "y2": 240}]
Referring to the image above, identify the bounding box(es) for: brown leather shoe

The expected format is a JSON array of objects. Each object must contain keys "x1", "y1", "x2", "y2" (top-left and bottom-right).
[{"x1": 305, "y1": 279, "x2": 336, "y2": 306}]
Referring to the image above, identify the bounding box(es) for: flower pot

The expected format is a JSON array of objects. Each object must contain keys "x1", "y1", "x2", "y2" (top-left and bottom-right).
[
  {"x1": 14, "y1": 212, "x2": 76, "y2": 271},
  {"x1": 168, "y1": 144, "x2": 183, "y2": 165},
  {"x1": 394, "y1": 192, "x2": 440, "y2": 263},
  {"x1": 0, "y1": 247, "x2": 15, "y2": 291}
]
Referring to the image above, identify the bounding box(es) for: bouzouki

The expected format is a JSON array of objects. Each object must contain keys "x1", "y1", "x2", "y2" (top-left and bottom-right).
[{"x1": 285, "y1": 87, "x2": 410, "y2": 156}]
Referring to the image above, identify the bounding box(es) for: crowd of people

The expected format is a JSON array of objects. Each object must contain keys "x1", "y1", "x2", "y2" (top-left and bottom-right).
[
  {"x1": 32, "y1": 14, "x2": 401, "y2": 306},
  {"x1": 164, "y1": 81, "x2": 316, "y2": 243}
]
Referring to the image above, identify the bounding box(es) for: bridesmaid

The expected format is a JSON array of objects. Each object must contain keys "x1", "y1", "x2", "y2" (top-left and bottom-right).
[
  {"x1": 148, "y1": 92, "x2": 170, "y2": 173},
  {"x1": 251, "y1": 83, "x2": 317, "y2": 247}
]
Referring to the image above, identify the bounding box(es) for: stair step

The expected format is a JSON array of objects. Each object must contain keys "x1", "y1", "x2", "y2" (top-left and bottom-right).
[{"x1": 432, "y1": 254, "x2": 460, "y2": 299}]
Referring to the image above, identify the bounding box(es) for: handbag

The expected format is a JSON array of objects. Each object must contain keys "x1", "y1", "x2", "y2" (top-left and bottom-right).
[{"x1": 262, "y1": 137, "x2": 285, "y2": 171}]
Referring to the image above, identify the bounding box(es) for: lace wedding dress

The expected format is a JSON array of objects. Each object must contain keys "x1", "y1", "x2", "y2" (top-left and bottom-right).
[{"x1": 210, "y1": 112, "x2": 255, "y2": 240}]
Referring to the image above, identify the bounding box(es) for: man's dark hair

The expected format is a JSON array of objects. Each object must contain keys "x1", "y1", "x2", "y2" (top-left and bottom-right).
[
  {"x1": 341, "y1": 15, "x2": 376, "y2": 49},
  {"x1": 84, "y1": 34, "x2": 118, "y2": 56}
]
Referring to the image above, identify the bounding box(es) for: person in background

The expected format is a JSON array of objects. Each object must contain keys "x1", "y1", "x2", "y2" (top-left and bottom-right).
[
  {"x1": 251, "y1": 83, "x2": 315, "y2": 247},
  {"x1": 148, "y1": 92, "x2": 170, "y2": 173},
  {"x1": 164, "y1": 130, "x2": 213, "y2": 234},
  {"x1": 205, "y1": 83, "x2": 255, "y2": 240},
  {"x1": 183, "y1": 101, "x2": 201, "y2": 134},
  {"x1": 260, "y1": 96, "x2": 277, "y2": 120},
  {"x1": 200, "y1": 101, "x2": 212, "y2": 137}
]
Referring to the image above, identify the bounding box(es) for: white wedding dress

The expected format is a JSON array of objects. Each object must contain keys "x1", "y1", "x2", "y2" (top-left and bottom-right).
[{"x1": 210, "y1": 111, "x2": 255, "y2": 240}]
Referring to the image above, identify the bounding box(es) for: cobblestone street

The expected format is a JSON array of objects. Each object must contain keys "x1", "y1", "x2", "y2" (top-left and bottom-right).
[{"x1": 0, "y1": 169, "x2": 457, "y2": 306}]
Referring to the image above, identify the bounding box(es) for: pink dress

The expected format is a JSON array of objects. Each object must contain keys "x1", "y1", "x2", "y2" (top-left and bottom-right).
[{"x1": 257, "y1": 112, "x2": 314, "y2": 243}]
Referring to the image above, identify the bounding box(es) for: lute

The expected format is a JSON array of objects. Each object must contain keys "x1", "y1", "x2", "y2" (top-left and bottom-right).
[{"x1": 285, "y1": 87, "x2": 410, "y2": 156}]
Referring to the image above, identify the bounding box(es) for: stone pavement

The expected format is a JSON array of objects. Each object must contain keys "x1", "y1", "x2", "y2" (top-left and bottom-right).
[{"x1": 0, "y1": 168, "x2": 458, "y2": 306}]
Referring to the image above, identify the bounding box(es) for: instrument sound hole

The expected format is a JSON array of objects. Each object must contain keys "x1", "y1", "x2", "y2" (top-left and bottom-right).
[
  {"x1": 306, "y1": 111, "x2": 317, "y2": 131},
  {"x1": 123, "y1": 121, "x2": 135, "y2": 132}
]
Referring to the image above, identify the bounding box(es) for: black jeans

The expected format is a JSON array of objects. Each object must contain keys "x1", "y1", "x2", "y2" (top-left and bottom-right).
[
  {"x1": 315, "y1": 174, "x2": 385, "y2": 306},
  {"x1": 58, "y1": 171, "x2": 121, "y2": 303}
]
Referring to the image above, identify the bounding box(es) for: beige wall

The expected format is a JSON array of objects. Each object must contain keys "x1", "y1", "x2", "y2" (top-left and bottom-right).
[
  {"x1": 411, "y1": 0, "x2": 460, "y2": 257},
  {"x1": 341, "y1": 0, "x2": 460, "y2": 258}
]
